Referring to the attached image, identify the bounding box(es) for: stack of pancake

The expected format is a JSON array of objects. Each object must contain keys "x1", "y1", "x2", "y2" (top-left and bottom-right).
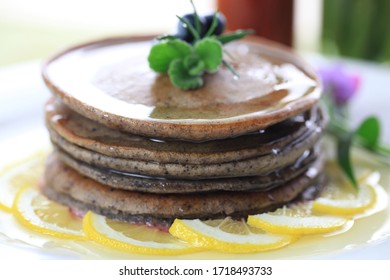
[{"x1": 42, "y1": 37, "x2": 326, "y2": 228}]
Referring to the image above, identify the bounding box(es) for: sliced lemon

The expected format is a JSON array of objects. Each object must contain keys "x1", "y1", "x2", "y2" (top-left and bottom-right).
[
  {"x1": 83, "y1": 211, "x2": 199, "y2": 255},
  {"x1": 13, "y1": 186, "x2": 84, "y2": 239},
  {"x1": 247, "y1": 206, "x2": 350, "y2": 235},
  {"x1": 0, "y1": 202, "x2": 9, "y2": 212},
  {"x1": 312, "y1": 172, "x2": 382, "y2": 217},
  {"x1": 0, "y1": 151, "x2": 46, "y2": 212},
  {"x1": 169, "y1": 217, "x2": 296, "y2": 253}
]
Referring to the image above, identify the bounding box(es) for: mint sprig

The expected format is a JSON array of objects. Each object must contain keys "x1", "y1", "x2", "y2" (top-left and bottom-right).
[
  {"x1": 148, "y1": 40, "x2": 191, "y2": 72},
  {"x1": 147, "y1": 0, "x2": 253, "y2": 90},
  {"x1": 194, "y1": 38, "x2": 222, "y2": 72},
  {"x1": 169, "y1": 59, "x2": 204, "y2": 90},
  {"x1": 148, "y1": 38, "x2": 222, "y2": 90}
]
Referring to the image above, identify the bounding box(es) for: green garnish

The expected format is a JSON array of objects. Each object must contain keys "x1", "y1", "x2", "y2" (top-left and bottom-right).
[
  {"x1": 189, "y1": 0, "x2": 201, "y2": 35},
  {"x1": 193, "y1": 38, "x2": 223, "y2": 72},
  {"x1": 217, "y1": 30, "x2": 255, "y2": 45},
  {"x1": 337, "y1": 131, "x2": 357, "y2": 188},
  {"x1": 148, "y1": 40, "x2": 192, "y2": 73},
  {"x1": 336, "y1": 116, "x2": 382, "y2": 190},
  {"x1": 177, "y1": 16, "x2": 200, "y2": 41},
  {"x1": 168, "y1": 59, "x2": 204, "y2": 90},
  {"x1": 147, "y1": 0, "x2": 253, "y2": 90},
  {"x1": 355, "y1": 116, "x2": 380, "y2": 149},
  {"x1": 148, "y1": 38, "x2": 222, "y2": 90}
]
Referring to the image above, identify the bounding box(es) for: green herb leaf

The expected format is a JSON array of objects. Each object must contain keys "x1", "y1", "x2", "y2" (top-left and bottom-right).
[
  {"x1": 148, "y1": 40, "x2": 192, "y2": 72},
  {"x1": 355, "y1": 116, "x2": 380, "y2": 150},
  {"x1": 183, "y1": 54, "x2": 206, "y2": 76},
  {"x1": 168, "y1": 59, "x2": 204, "y2": 90},
  {"x1": 148, "y1": 1, "x2": 253, "y2": 90},
  {"x1": 217, "y1": 29, "x2": 255, "y2": 45},
  {"x1": 204, "y1": 12, "x2": 219, "y2": 37},
  {"x1": 177, "y1": 15, "x2": 200, "y2": 41},
  {"x1": 222, "y1": 60, "x2": 239, "y2": 79},
  {"x1": 190, "y1": 0, "x2": 201, "y2": 35},
  {"x1": 156, "y1": 35, "x2": 179, "y2": 41},
  {"x1": 194, "y1": 38, "x2": 223, "y2": 72},
  {"x1": 337, "y1": 131, "x2": 358, "y2": 189}
]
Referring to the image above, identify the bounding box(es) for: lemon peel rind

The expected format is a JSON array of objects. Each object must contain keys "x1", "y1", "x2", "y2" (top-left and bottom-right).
[
  {"x1": 312, "y1": 183, "x2": 378, "y2": 217},
  {"x1": 0, "y1": 202, "x2": 11, "y2": 213},
  {"x1": 247, "y1": 214, "x2": 350, "y2": 235},
  {"x1": 82, "y1": 211, "x2": 199, "y2": 256},
  {"x1": 0, "y1": 150, "x2": 46, "y2": 210},
  {"x1": 12, "y1": 186, "x2": 85, "y2": 240},
  {"x1": 169, "y1": 219, "x2": 296, "y2": 254}
]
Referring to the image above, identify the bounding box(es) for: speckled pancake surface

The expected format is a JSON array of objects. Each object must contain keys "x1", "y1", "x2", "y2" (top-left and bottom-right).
[
  {"x1": 43, "y1": 154, "x2": 326, "y2": 226},
  {"x1": 51, "y1": 132, "x2": 321, "y2": 179},
  {"x1": 42, "y1": 36, "x2": 321, "y2": 141},
  {"x1": 55, "y1": 148, "x2": 318, "y2": 193}
]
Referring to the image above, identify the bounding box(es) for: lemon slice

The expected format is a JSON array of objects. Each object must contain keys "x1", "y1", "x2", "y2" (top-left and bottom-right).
[
  {"x1": 82, "y1": 211, "x2": 199, "y2": 255},
  {"x1": 169, "y1": 217, "x2": 295, "y2": 253},
  {"x1": 0, "y1": 201, "x2": 9, "y2": 212},
  {"x1": 312, "y1": 172, "x2": 382, "y2": 217},
  {"x1": 0, "y1": 151, "x2": 45, "y2": 212},
  {"x1": 247, "y1": 207, "x2": 350, "y2": 235},
  {"x1": 13, "y1": 186, "x2": 84, "y2": 239}
]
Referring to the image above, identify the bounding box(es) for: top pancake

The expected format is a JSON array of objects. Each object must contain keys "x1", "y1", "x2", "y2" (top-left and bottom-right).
[{"x1": 42, "y1": 36, "x2": 321, "y2": 141}]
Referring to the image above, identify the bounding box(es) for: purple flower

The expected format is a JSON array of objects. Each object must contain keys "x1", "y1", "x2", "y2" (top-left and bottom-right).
[{"x1": 317, "y1": 64, "x2": 360, "y2": 105}]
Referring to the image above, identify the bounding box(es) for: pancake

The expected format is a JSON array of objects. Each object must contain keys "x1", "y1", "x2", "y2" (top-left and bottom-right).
[
  {"x1": 49, "y1": 130, "x2": 322, "y2": 179},
  {"x1": 55, "y1": 147, "x2": 318, "y2": 193},
  {"x1": 41, "y1": 36, "x2": 326, "y2": 226},
  {"x1": 43, "y1": 153, "x2": 326, "y2": 227},
  {"x1": 46, "y1": 98, "x2": 325, "y2": 164},
  {"x1": 42, "y1": 36, "x2": 321, "y2": 142},
  {"x1": 47, "y1": 104, "x2": 326, "y2": 179}
]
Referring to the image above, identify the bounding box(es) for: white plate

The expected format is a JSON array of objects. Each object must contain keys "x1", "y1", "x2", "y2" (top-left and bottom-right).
[{"x1": 0, "y1": 59, "x2": 389, "y2": 259}]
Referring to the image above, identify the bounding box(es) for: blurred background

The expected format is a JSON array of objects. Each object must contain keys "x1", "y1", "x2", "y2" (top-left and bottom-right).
[
  {"x1": 1, "y1": 0, "x2": 389, "y2": 66},
  {"x1": 0, "y1": 0, "x2": 389, "y2": 142},
  {"x1": 0, "y1": 0, "x2": 389, "y2": 158}
]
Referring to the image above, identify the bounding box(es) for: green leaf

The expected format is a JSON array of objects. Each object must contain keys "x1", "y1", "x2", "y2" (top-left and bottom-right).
[
  {"x1": 148, "y1": 40, "x2": 192, "y2": 72},
  {"x1": 168, "y1": 59, "x2": 204, "y2": 90},
  {"x1": 204, "y1": 12, "x2": 219, "y2": 37},
  {"x1": 217, "y1": 29, "x2": 254, "y2": 45},
  {"x1": 177, "y1": 15, "x2": 200, "y2": 41},
  {"x1": 190, "y1": 0, "x2": 202, "y2": 35},
  {"x1": 336, "y1": 116, "x2": 381, "y2": 190},
  {"x1": 337, "y1": 132, "x2": 358, "y2": 189},
  {"x1": 222, "y1": 59, "x2": 239, "y2": 79},
  {"x1": 156, "y1": 35, "x2": 179, "y2": 41},
  {"x1": 355, "y1": 116, "x2": 380, "y2": 150},
  {"x1": 183, "y1": 54, "x2": 206, "y2": 76},
  {"x1": 194, "y1": 38, "x2": 223, "y2": 72}
]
